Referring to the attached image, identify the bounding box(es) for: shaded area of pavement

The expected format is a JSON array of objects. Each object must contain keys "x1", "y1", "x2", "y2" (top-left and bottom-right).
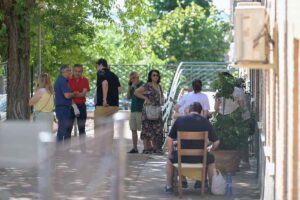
[{"x1": 0, "y1": 113, "x2": 260, "y2": 199}]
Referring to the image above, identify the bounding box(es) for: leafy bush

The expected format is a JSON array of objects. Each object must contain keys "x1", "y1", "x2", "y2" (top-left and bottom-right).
[
  {"x1": 211, "y1": 73, "x2": 249, "y2": 150},
  {"x1": 211, "y1": 108, "x2": 249, "y2": 150}
]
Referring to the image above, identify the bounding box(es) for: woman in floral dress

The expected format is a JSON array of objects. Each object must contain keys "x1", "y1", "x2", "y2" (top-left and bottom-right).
[{"x1": 134, "y1": 69, "x2": 164, "y2": 154}]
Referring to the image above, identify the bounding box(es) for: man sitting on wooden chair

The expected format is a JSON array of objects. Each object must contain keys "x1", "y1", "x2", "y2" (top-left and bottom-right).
[{"x1": 165, "y1": 102, "x2": 220, "y2": 193}]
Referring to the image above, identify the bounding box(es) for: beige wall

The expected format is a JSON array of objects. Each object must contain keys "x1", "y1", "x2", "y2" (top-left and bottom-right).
[{"x1": 260, "y1": 0, "x2": 300, "y2": 199}]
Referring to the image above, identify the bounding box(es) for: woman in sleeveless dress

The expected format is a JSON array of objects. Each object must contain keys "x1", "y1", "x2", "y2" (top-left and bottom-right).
[{"x1": 134, "y1": 70, "x2": 164, "y2": 154}]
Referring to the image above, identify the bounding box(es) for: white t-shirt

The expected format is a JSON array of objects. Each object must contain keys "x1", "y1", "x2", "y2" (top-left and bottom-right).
[
  {"x1": 177, "y1": 92, "x2": 210, "y2": 114},
  {"x1": 217, "y1": 87, "x2": 250, "y2": 119}
]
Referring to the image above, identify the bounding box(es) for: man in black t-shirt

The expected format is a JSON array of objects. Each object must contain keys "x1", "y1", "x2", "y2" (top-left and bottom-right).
[
  {"x1": 94, "y1": 58, "x2": 121, "y2": 155},
  {"x1": 96, "y1": 59, "x2": 121, "y2": 107},
  {"x1": 165, "y1": 102, "x2": 220, "y2": 193}
]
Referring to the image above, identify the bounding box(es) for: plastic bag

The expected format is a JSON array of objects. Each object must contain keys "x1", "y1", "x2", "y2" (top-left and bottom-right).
[
  {"x1": 72, "y1": 104, "x2": 80, "y2": 116},
  {"x1": 211, "y1": 169, "x2": 226, "y2": 195}
]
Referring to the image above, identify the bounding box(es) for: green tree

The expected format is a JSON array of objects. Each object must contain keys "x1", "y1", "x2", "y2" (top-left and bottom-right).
[
  {"x1": 149, "y1": 0, "x2": 212, "y2": 16},
  {"x1": 147, "y1": 3, "x2": 231, "y2": 63},
  {"x1": 0, "y1": 13, "x2": 7, "y2": 61},
  {"x1": 0, "y1": 0, "x2": 36, "y2": 119},
  {"x1": 0, "y1": 0, "x2": 114, "y2": 119}
]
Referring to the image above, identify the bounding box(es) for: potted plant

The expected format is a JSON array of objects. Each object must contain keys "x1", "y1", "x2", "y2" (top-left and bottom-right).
[{"x1": 210, "y1": 73, "x2": 250, "y2": 174}]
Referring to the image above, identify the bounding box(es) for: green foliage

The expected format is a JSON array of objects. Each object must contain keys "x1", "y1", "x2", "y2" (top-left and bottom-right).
[
  {"x1": 147, "y1": 3, "x2": 231, "y2": 63},
  {"x1": 1, "y1": 0, "x2": 232, "y2": 101},
  {"x1": 211, "y1": 74, "x2": 249, "y2": 150},
  {"x1": 211, "y1": 108, "x2": 249, "y2": 150},
  {"x1": 150, "y1": 0, "x2": 212, "y2": 16},
  {"x1": 0, "y1": 13, "x2": 7, "y2": 61},
  {"x1": 211, "y1": 73, "x2": 245, "y2": 99}
]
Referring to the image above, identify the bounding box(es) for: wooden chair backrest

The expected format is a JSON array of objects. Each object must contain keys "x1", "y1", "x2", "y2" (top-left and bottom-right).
[
  {"x1": 177, "y1": 131, "x2": 208, "y2": 159},
  {"x1": 175, "y1": 131, "x2": 208, "y2": 197}
]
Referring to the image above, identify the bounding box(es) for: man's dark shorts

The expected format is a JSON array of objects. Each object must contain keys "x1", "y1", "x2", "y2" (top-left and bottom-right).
[{"x1": 170, "y1": 151, "x2": 215, "y2": 165}]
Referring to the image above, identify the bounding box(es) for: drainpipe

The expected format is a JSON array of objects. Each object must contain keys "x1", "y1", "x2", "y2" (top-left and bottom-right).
[{"x1": 283, "y1": 0, "x2": 288, "y2": 198}]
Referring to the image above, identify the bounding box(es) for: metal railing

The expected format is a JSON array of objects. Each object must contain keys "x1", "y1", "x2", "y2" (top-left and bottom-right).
[
  {"x1": 109, "y1": 64, "x2": 177, "y2": 100},
  {"x1": 161, "y1": 62, "x2": 236, "y2": 147}
]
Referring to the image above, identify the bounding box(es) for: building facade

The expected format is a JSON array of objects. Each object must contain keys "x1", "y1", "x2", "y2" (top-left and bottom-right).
[{"x1": 234, "y1": 0, "x2": 300, "y2": 199}]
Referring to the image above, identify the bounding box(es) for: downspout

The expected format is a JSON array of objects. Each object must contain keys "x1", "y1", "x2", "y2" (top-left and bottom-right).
[{"x1": 283, "y1": 0, "x2": 288, "y2": 198}]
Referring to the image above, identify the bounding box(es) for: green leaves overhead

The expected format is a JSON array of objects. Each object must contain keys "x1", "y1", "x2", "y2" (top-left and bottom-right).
[
  {"x1": 150, "y1": 0, "x2": 212, "y2": 16},
  {"x1": 1, "y1": 0, "x2": 231, "y2": 79},
  {"x1": 148, "y1": 3, "x2": 230, "y2": 63},
  {"x1": 0, "y1": 13, "x2": 7, "y2": 60}
]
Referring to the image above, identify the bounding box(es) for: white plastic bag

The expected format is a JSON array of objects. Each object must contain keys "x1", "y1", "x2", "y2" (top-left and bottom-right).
[
  {"x1": 211, "y1": 169, "x2": 226, "y2": 195},
  {"x1": 72, "y1": 104, "x2": 80, "y2": 116}
]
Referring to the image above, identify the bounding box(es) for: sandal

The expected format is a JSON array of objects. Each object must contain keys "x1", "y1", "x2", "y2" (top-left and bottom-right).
[
  {"x1": 153, "y1": 149, "x2": 164, "y2": 154},
  {"x1": 142, "y1": 149, "x2": 152, "y2": 154}
]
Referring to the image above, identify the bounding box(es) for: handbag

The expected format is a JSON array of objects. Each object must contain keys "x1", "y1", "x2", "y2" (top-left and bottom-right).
[
  {"x1": 211, "y1": 169, "x2": 226, "y2": 195},
  {"x1": 145, "y1": 105, "x2": 161, "y2": 120},
  {"x1": 32, "y1": 93, "x2": 53, "y2": 121}
]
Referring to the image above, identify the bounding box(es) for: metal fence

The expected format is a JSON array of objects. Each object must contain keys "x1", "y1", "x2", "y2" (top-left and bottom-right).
[
  {"x1": 109, "y1": 64, "x2": 177, "y2": 99},
  {"x1": 161, "y1": 62, "x2": 236, "y2": 139}
]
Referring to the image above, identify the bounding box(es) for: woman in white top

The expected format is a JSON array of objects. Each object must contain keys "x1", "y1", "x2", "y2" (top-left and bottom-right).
[
  {"x1": 174, "y1": 79, "x2": 210, "y2": 118},
  {"x1": 29, "y1": 73, "x2": 54, "y2": 129},
  {"x1": 214, "y1": 72, "x2": 250, "y2": 120}
]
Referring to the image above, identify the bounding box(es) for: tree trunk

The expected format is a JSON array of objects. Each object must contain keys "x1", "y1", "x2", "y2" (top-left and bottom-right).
[{"x1": 0, "y1": 0, "x2": 32, "y2": 120}]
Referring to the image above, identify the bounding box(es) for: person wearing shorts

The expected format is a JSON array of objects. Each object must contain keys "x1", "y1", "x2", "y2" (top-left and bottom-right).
[{"x1": 127, "y1": 71, "x2": 144, "y2": 153}]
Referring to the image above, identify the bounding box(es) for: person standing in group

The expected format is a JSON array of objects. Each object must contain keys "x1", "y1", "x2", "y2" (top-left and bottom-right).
[
  {"x1": 94, "y1": 58, "x2": 121, "y2": 155},
  {"x1": 127, "y1": 71, "x2": 144, "y2": 153},
  {"x1": 29, "y1": 73, "x2": 54, "y2": 130},
  {"x1": 68, "y1": 64, "x2": 90, "y2": 139},
  {"x1": 174, "y1": 79, "x2": 210, "y2": 118},
  {"x1": 134, "y1": 69, "x2": 164, "y2": 154},
  {"x1": 54, "y1": 65, "x2": 76, "y2": 142}
]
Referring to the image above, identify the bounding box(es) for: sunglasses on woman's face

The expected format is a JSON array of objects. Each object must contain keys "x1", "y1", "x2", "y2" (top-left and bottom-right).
[{"x1": 152, "y1": 73, "x2": 159, "y2": 77}]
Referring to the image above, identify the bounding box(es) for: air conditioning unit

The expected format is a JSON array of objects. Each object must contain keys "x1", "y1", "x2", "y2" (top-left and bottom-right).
[{"x1": 234, "y1": 2, "x2": 267, "y2": 64}]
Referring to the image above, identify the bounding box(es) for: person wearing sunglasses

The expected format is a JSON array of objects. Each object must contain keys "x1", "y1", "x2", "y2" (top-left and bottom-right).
[{"x1": 134, "y1": 69, "x2": 164, "y2": 154}]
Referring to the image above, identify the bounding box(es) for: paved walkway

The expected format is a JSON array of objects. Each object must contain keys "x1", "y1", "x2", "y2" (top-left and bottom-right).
[{"x1": 0, "y1": 111, "x2": 260, "y2": 199}]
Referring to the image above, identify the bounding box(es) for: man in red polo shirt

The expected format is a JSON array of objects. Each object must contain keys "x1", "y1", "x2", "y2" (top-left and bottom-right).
[{"x1": 68, "y1": 64, "x2": 90, "y2": 137}]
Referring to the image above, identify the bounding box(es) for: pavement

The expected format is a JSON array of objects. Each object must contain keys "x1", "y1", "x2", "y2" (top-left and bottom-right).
[{"x1": 0, "y1": 111, "x2": 260, "y2": 199}]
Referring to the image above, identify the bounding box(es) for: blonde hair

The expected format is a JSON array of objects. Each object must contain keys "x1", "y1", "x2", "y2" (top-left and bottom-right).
[
  {"x1": 129, "y1": 71, "x2": 138, "y2": 78},
  {"x1": 36, "y1": 73, "x2": 53, "y2": 94}
]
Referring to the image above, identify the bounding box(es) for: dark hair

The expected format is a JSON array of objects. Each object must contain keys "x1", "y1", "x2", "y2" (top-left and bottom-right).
[
  {"x1": 60, "y1": 64, "x2": 70, "y2": 74},
  {"x1": 147, "y1": 69, "x2": 161, "y2": 84},
  {"x1": 74, "y1": 64, "x2": 83, "y2": 68},
  {"x1": 192, "y1": 79, "x2": 202, "y2": 93},
  {"x1": 221, "y1": 72, "x2": 233, "y2": 78},
  {"x1": 96, "y1": 58, "x2": 108, "y2": 68},
  {"x1": 189, "y1": 102, "x2": 202, "y2": 114}
]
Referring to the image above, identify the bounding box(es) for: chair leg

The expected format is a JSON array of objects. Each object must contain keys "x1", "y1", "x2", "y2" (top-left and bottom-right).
[
  {"x1": 201, "y1": 169, "x2": 206, "y2": 195},
  {"x1": 173, "y1": 167, "x2": 178, "y2": 195},
  {"x1": 178, "y1": 170, "x2": 183, "y2": 198}
]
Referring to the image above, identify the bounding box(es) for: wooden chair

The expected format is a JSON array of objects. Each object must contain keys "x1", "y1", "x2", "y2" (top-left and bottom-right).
[{"x1": 172, "y1": 131, "x2": 208, "y2": 198}]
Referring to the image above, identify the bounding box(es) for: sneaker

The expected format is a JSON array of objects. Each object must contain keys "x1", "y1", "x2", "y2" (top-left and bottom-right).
[
  {"x1": 194, "y1": 180, "x2": 209, "y2": 189},
  {"x1": 182, "y1": 181, "x2": 188, "y2": 189},
  {"x1": 194, "y1": 180, "x2": 201, "y2": 189},
  {"x1": 164, "y1": 185, "x2": 173, "y2": 193},
  {"x1": 128, "y1": 149, "x2": 138, "y2": 154},
  {"x1": 153, "y1": 149, "x2": 164, "y2": 155}
]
